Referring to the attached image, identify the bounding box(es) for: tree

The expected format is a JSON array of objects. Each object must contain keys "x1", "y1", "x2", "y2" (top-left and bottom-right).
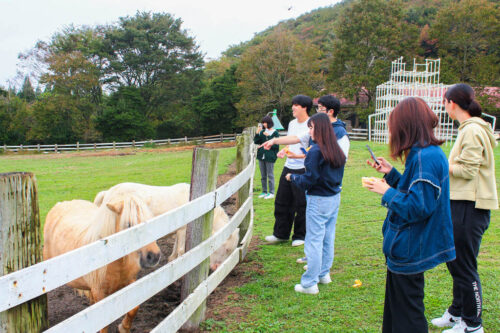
[
  {"x1": 96, "y1": 87, "x2": 154, "y2": 141},
  {"x1": 29, "y1": 93, "x2": 82, "y2": 144},
  {"x1": 328, "y1": 0, "x2": 419, "y2": 110},
  {"x1": 101, "y1": 11, "x2": 204, "y2": 125},
  {"x1": 431, "y1": 0, "x2": 500, "y2": 86},
  {"x1": 193, "y1": 65, "x2": 240, "y2": 135},
  {"x1": 236, "y1": 29, "x2": 323, "y2": 126},
  {"x1": 18, "y1": 76, "x2": 36, "y2": 102}
]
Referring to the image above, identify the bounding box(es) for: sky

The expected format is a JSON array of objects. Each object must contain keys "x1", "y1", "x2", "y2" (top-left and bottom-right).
[{"x1": 0, "y1": 0, "x2": 340, "y2": 89}]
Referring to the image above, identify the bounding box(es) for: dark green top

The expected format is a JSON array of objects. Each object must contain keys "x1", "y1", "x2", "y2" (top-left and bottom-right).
[{"x1": 254, "y1": 129, "x2": 280, "y2": 163}]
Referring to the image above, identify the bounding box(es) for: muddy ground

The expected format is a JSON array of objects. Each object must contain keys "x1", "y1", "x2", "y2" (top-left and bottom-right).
[{"x1": 46, "y1": 146, "x2": 262, "y2": 332}]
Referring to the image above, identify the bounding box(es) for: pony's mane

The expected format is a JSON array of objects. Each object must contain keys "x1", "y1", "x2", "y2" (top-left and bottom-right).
[
  {"x1": 82, "y1": 194, "x2": 154, "y2": 289},
  {"x1": 83, "y1": 194, "x2": 153, "y2": 244}
]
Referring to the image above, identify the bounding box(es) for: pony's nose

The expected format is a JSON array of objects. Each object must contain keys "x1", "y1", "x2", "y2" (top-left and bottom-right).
[{"x1": 142, "y1": 251, "x2": 161, "y2": 268}]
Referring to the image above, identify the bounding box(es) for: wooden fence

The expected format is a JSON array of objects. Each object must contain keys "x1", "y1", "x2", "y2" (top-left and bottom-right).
[
  {"x1": 0, "y1": 129, "x2": 256, "y2": 332},
  {"x1": 0, "y1": 133, "x2": 238, "y2": 153}
]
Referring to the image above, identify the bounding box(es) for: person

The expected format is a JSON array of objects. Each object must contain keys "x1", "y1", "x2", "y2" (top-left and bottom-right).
[
  {"x1": 253, "y1": 115, "x2": 280, "y2": 199},
  {"x1": 262, "y1": 95, "x2": 349, "y2": 158},
  {"x1": 364, "y1": 97, "x2": 456, "y2": 332},
  {"x1": 431, "y1": 84, "x2": 497, "y2": 333},
  {"x1": 285, "y1": 113, "x2": 346, "y2": 294},
  {"x1": 264, "y1": 94, "x2": 311, "y2": 247},
  {"x1": 262, "y1": 95, "x2": 350, "y2": 264}
]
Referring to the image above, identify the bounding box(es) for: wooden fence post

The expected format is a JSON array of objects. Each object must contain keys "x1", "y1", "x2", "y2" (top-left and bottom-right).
[
  {"x1": 36, "y1": 144, "x2": 40, "y2": 153},
  {"x1": 76, "y1": 141, "x2": 79, "y2": 152},
  {"x1": 54, "y1": 144, "x2": 58, "y2": 153},
  {"x1": 236, "y1": 129, "x2": 253, "y2": 249},
  {"x1": 180, "y1": 148, "x2": 219, "y2": 331},
  {"x1": 0, "y1": 173, "x2": 48, "y2": 332}
]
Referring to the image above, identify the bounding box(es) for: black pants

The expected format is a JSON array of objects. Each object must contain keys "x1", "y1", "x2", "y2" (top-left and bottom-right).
[
  {"x1": 383, "y1": 269, "x2": 427, "y2": 333},
  {"x1": 447, "y1": 200, "x2": 490, "y2": 327},
  {"x1": 273, "y1": 167, "x2": 306, "y2": 241}
]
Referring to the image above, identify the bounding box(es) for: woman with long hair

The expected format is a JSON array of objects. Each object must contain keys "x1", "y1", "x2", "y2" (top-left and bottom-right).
[
  {"x1": 431, "y1": 84, "x2": 497, "y2": 333},
  {"x1": 285, "y1": 112, "x2": 346, "y2": 294},
  {"x1": 364, "y1": 97, "x2": 456, "y2": 332}
]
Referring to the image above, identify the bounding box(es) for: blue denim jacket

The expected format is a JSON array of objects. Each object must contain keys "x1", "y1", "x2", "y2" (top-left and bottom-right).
[{"x1": 381, "y1": 145, "x2": 455, "y2": 274}]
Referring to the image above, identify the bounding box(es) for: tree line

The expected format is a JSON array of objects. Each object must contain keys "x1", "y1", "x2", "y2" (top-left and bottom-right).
[{"x1": 0, "y1": 0, "x2": 498, "y2": 145}]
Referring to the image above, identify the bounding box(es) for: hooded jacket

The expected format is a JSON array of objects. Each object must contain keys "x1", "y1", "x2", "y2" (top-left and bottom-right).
[
  {"x1": 254, "y1": 128, "x2": 280, "y2": 163},
  {"x1": 449, "y1": 117, "x2": 498, "y2": 210}
]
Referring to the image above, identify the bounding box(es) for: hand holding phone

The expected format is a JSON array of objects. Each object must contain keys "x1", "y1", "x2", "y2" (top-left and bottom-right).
[{"x1": 366, "y1": 145, "x2": 379, "y2": 165}]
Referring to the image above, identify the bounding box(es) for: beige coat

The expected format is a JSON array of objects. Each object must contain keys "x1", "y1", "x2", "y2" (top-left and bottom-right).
[{"x1": 449, "y1": 117, "x2": 498, "y2": 210}]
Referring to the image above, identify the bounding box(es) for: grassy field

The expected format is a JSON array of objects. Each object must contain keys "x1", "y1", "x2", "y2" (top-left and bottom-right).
[
  {"x1": 0, "y1": 141, "x2": 498, "y2": 332},
  {"x1": 216, "y1": 140, "x2": 499, "y2": 332},
  {"x1": 0, "y1": 148, "x2": 237, "y2": 224}
]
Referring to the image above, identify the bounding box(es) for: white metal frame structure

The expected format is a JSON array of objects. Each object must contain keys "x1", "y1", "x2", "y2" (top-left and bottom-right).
[{"x1": 369, "y1": 57, "x2": 452, "y2": 143}]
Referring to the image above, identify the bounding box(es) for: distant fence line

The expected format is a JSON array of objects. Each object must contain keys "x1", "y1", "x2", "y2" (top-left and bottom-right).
[{"x1": 3, "y1": 128, "x2": 499, "y2": 154}]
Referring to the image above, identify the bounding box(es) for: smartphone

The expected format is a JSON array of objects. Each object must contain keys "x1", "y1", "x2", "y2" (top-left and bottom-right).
[
  {"x1": 300, "y1": 147, "x2": 307, "y2": 155},
  {"x1": 365, "y1": 145, "x2": 380, "y2": 165}
]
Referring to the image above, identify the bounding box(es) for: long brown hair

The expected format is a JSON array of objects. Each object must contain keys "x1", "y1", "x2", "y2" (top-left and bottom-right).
[
  {"x1": 308, "y1": 113, "x2": 345, "y2": 168},
  {"x1": 388, "y1": 97, "x2": 444, "y2": 160}
]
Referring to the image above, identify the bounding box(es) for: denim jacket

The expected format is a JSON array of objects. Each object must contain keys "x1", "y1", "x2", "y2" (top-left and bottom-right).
[{"x1": 381, "y1": 145, "x2": 455, "y2": 274}]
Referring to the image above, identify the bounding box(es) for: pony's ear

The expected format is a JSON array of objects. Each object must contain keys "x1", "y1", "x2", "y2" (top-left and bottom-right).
[{"x1": 106, "y1": 199, "x2": 124, "y2": 214}]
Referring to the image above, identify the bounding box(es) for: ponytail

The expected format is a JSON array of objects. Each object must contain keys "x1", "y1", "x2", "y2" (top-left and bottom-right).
[
  {"x1": 467, "y1": 100, "x2": 482, "y2": 117},
  {"x1": 445, "y1": 83, "x2": 482, "y2": 117}
]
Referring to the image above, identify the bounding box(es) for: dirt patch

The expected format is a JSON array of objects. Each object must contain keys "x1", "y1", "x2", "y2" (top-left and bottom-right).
[{"x1": 47, "y1": 158, "x2": 260, "y2": 332}]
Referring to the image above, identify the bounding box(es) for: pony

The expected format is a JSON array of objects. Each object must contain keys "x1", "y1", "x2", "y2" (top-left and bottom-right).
[
  {"x1": 94, "y1": 182, "x2": 239, "y2": 270},
  {"x1": 43, "y1": 193, "x2": 161, "y2": 333}
]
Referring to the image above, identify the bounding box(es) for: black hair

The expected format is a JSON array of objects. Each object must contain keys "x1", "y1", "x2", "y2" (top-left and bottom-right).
[
  {"x1": 261, "y1": 115, "x2": 274, "y2": 128},
  {"x1": 291, "y1": 94, "x2": 313, "y2": 114},
  {"x1": 444, "y1": 83, "x2": 482, "y2": 117},
  {"x1": 307, "y1": 113, "x2": 345, "y2": 168},
  {"x1": 317, "y1": 95, "x2": 341, "y2": 117}
]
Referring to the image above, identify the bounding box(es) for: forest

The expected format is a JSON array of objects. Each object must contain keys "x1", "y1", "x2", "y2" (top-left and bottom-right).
[{"x1": 0, "y1": 0, "x2": 498, "y2": 144}]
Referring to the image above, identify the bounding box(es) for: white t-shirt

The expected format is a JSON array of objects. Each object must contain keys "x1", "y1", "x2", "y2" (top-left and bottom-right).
[{"x1": 285, "y1": 118, "x2": 309, "y2": 170}]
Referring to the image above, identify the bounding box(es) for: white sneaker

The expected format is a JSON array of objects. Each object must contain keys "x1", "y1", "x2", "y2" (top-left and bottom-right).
[
  {"x1": 296, "y1": 257, "x2": 307, "y2": 264},
  {"x1": 258, "y1": 192, "x2": 267, "y2": 198},
  {"x1": 264, "y1": 193, "x2": 274, "y2": 199},
  {"x1": 264, "y1": 235, "x2": 287, "y2": 243},
  {"x1": 431, "y1": 309, "x2": 461, "y2": 328},
  {"x1": 443, "y1": 322, "x2": 484, "y2": 333},
  {"x1": 291, "y1": 239, "x2": 304, "y2": 247},
  {"x1": 294, "y1": 284, "x2": 319, "y2": 294},
  {"x1": 319, "y1": 274, "x2": 332, "y2": 284}
]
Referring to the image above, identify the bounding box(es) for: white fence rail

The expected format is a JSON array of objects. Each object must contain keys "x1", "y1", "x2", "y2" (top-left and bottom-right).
[
  {"x1": 0, "y1": 142, "x2": 255, "y2": 332},
  {"x1": 1, "y1": 133, "x2": 237, "y2": 153}
]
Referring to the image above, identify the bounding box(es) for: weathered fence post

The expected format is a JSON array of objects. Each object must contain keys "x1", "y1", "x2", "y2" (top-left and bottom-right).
[
  {"x1": 0, "y1": 173, "x2": 48, "y2": 332},
  {"x1": 54, "y1": 144, "x2": 58, "y2": 153},
  {"x1": 113, "y1": 141, "x2": 116, "y2": 150},
  {"x1": 36, "y1": 144, "x2": 40, "y2": 153},
  {"x1": 220, "y1": 133, "x2": 223, "y2": 142},
  {"x1": 132, "y1": 140, "x2": 135, "y2": 149},
  {"x1": 180, "y1": 147, "x2": 219, "y2": 331},
  {"x1": 236, "y1": 128, "x2": 254, "y2": 253},
  {"x1": 76, "y1": 141, "x2": 79, "y2": 152}
]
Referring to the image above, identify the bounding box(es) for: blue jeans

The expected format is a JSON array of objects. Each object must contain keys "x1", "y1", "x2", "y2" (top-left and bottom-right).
[{"x1": 301, "y1": 193, "x2": 341, "y2": 288}]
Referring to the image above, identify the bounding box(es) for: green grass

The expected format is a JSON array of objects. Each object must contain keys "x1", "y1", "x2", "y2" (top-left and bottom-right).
[
  {"x1": 223, "y1": 141, "x2": 499, "y2": 332},
  {"x1": 0, "y1": 147, "x2": 237, "y2": 224},
  {"x1": 0, "y1": 141, "x2": 498, "y2": 332}
]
